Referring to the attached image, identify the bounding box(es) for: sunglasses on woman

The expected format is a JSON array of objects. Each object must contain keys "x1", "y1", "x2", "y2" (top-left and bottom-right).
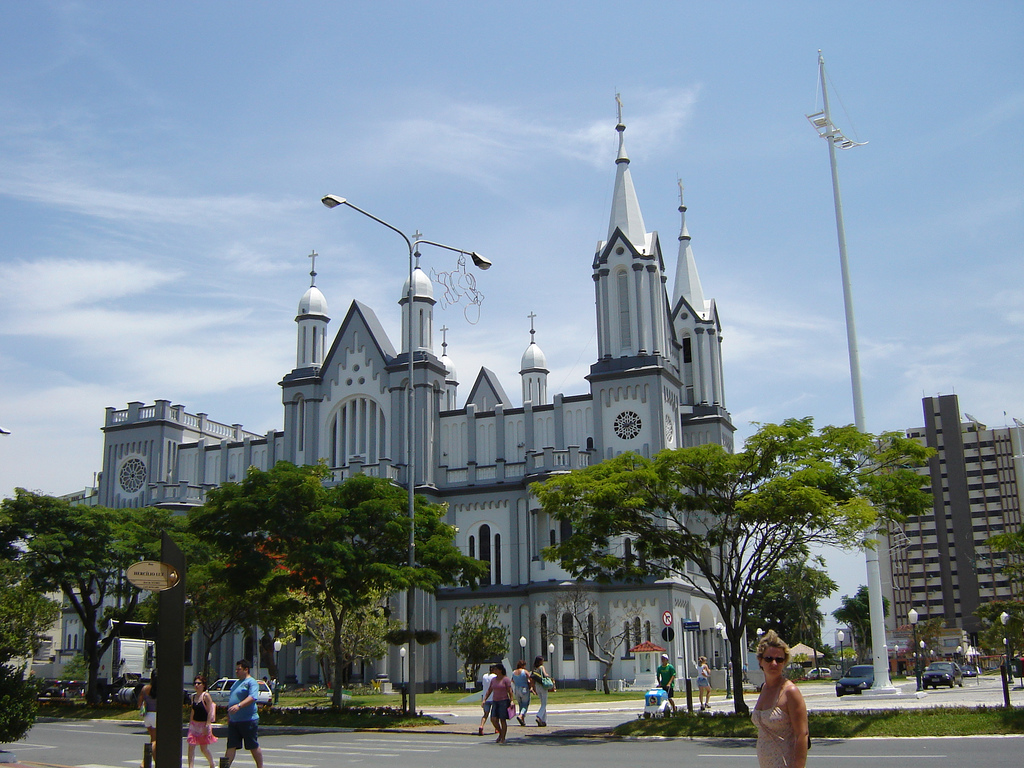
[{"x1": 762, "y1": 656, "x2": 786, "y2": 664}]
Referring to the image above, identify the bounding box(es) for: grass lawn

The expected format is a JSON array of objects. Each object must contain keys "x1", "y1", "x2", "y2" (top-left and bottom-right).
[{"x1": 615, "y1": 706, "x2": 1024, "y2": 738}]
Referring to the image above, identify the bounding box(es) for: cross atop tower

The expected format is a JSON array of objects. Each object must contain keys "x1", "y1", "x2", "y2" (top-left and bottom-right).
[
  {"x1": 308, "y1": 250, "x2": 318, "y2": 286},
  {"x1": 528, "y1": 311, "x2": 537, "y2": 343}
]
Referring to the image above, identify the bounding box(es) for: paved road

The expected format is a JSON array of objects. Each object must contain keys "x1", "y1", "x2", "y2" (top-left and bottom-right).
[
  {"x1": 10, "y1": 677, "x2": 1024, "y2": 768},
  {"x1": 11, "y1": 719, "x2": 1024, "y2": 768}
]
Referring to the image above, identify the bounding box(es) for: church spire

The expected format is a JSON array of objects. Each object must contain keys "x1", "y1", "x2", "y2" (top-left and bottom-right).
[
  {"x1": 672, "y1": 181, "x2": 705, "y2": 312},
  {"x1": 606, "y1": 94, "x2": 647, "y2": 248}
]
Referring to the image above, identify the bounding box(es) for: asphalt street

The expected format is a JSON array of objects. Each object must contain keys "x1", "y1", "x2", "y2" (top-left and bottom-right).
[{"x1": 8, "y1": 676, "x2": 1024, "y2": 768}]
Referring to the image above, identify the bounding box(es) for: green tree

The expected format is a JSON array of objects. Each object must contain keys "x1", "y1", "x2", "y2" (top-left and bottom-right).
[
  {"x1": 747, "y1": 558, "x2": 837, "y2": 664},
  {"x1": 0, "y1": 490, "x2": 176, "y2": 702},
  {"x1": 450, "y1": 604, "x2": 509, "y2": 685},
  {"x1": 534, "y1": 418, "x2": 931, "y2": 713},
  {"x1": 296, "y1": 588, "x2": 397, "y2": 687},
  {"x1": 987, "y1": 524, "x2": 1024, "y2": 597},
  {"x1": 0, "y1": 560, "x2": 59, "y2": 664},
  {"x1": 0, "y1": 560, "x2": 57, "y2": 744},
  {"x1": 832, "y1": 585, "x2": 890, "y2": 661},
  {"x1": 976, "y1": 600, "x2": 1024, "y2": 657},
  {"x1": 190, "y1": 463, "x2": 486, "y2": 706}
]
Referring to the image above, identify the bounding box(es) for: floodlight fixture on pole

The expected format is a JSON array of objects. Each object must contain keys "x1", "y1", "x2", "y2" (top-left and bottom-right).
[{"x1": 321, "y1": 194, "x2": 488, "y2": 717}]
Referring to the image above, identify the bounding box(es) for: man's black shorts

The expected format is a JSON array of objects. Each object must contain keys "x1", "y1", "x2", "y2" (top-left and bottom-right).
[{"x1": 227, "y1": 719, "x2": 259, "y2": 750}]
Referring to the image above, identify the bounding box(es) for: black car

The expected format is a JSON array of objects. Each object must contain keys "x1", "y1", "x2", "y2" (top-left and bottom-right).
[
  {"x1": 835, "y1": 664, "x2": 874, "y2": 696},
  {"x1": 922, "y1": 661, "x2": 963, "y2": 689},
  {"x1": 961, "y1": 664, "x2": 979, "y2": 678}
]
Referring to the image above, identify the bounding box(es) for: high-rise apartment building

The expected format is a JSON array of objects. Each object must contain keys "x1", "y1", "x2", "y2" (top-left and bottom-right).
[{"x1": 889, "y1": 394, "x2": 1023, "y2": 639}]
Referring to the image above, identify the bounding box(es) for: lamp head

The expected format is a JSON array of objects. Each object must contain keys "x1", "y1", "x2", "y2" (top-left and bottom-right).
[
  {"x1": 1001, "y1": 611, "x2": 1010, "y2": 625},
  {"x1": 908, "y1": 608, "x2": 918, "y2": 624},
  {"x1": 470, "y1": 251, "x2": 492, "y2": 270},
  {"x1": 322, "y1": 195, "x2": 347, "y2": 209}
]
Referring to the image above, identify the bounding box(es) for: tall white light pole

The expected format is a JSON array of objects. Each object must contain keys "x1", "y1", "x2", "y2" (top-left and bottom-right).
[
  {"x1": 807, "y1": 52, "x2": 896, "y2": 696},
  {"x1": 322, "y1": 195, "x2": 490, "y2": 715}
]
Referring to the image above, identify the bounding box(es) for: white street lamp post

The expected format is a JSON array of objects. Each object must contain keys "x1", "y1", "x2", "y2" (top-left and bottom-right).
[
  {"x1": 836, "y1": 630, "x2": 845, "y2": 676},
  {"x1": 908, "y1": 608, "x2": 921, "y2": 691},
  {"x1": 548, "y1": 642, "x2": 555, "y2": 687},
  {"x1": 1001, "y1": 611, "x2": 1012, "y2": 707},
  {"x1": 322, "y1": 195, "x2": 489, "y2": 716}
]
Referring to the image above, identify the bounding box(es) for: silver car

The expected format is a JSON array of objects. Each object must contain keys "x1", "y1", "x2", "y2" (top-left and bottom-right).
[{"x1": 206, "y1": 677, "x2": 273, "y2": 706}]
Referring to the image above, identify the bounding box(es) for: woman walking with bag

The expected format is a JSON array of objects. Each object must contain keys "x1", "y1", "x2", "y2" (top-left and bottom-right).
[
  {"x1": 511, "y1": 659, "x2": 534, "y2": 726},
  {"x1": 484, "y1": 664, "x2": 514, "y2": 744},
  {"x1": 530, "y1": 655, "x2": 555, "y2": 726},
  {"x1": 187, "y1": 675, "x2": 218, "y2": 768}
]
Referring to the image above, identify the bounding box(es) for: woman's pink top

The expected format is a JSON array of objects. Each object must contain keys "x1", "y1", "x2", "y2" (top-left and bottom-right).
[{"x1": 487, "y1": 675, "x2": 513, "y2": 702}]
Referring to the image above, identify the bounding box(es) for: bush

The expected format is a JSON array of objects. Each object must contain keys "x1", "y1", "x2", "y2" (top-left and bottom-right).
[{"x1": 0, "y1": 666, "x2": 41, "y2": 743}]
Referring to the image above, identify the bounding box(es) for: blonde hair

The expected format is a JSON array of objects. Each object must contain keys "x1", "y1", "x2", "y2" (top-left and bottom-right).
[{"x1": 756, "y1": 629, "x2": 791, "y2": 664}]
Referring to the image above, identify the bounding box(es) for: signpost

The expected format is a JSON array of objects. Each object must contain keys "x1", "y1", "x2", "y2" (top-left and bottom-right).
[{"x1": 153, "y1": 535, "x2": 186, "y2": 768}]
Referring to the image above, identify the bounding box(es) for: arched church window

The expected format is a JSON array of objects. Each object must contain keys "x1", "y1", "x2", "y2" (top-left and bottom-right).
[
  {"x1": 682, "y1": 335, "x2": 692, "y2": 364},
  {"x1": 468, "y1": 535, "x2": 475, "y2": 559},
  {"x1": 541, "y1": 614, "x2": 549, "y2": 653},
  {"x1": 327, "y1": 397, "x2": 387, "y2": 468},
  {"x1": 560, "y1": 519, "x2": 572, "y2": 543},
  {"x1": 480, "y1": 524, "x2": 491, "y2": 584},
  {"x1": 562, "y1": 612, "x2": 574, "y2": 659},
  {"x1": 494, "y1": 533, "x2": 502, "y2": 585},
  {"x1": 296, "y1": 396, "x2": 305, "y2": 453}
]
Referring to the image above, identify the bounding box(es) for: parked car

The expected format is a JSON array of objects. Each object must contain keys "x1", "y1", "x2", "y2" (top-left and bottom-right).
[
  {"x1": 835, "y1": 665, "x2": 874, "y2": 696},
  {"x1": 922, "y1": 661, "x2": 963, "y2": 689},
  {"x1": 806, "y1": 667, "x2": 834, "y2": 680},
  {"x1": 207, "y1": 678, "x2": 273, "y2": 707},
  {"x1": 38, "y1": 679, "x2": 86, "y2": 701},
  {"x1": 961, "y1": 664, "x2": 979, "y2": 678}
]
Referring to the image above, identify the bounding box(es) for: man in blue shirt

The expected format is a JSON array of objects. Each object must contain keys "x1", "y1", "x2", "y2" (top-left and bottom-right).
[{"x1": 224, "y1": 659, "x2": 263, "y2": 768}]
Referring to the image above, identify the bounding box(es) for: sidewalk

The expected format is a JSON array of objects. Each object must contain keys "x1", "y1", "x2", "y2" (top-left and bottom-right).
[{"x1": 408, "y1": 675, "x2": 1023, "y2": 735}]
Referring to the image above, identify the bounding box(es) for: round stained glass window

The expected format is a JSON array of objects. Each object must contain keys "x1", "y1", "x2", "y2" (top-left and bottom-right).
[
  {"x1": 613, "y1": 410, "x2": 642, "y2": 440},
  {"x1": 118, "y1": 457, "x2": 147, "y2": 493}
]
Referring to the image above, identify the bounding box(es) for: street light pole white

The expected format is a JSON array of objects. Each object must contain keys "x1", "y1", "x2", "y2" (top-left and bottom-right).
[
  {"x1": 321, "y1": 195, "x2": 489, "y2": 716},
  {"x1": 807, "y1": 52, "x2": 895, "y2": 696}
]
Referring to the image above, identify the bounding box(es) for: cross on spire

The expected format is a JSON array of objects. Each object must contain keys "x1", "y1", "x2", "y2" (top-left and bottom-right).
[
  {"x1": 528, "y1": 311, "x2": 537, "y2": 343},
  {"x1": 308, "y1": 250, "x2": 318, "y2": 286},
  {"x1": 440, "y1": 325, "x2": 449, "y2": 352}
]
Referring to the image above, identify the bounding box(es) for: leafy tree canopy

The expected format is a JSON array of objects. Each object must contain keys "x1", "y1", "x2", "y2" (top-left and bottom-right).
[
  {"x1": 450, "y1": 604, "x2": 509, "y2": 685},
  {"x1": 0, "y1": 489, "x2": 178, "y2": 702},
  {"x1": 533, "y1": 418, "x2": 931, "y2": 713},
  {"x1": 746, "y1": 557, "x2": 837, "y2": 653},
  {"x1": 189, "y1": 462, "x2": 486, "y2": 705},
  {"x1": 0, "y1": 560, "x2": 59, "y2": 664},
  {"x1": 832, "y1": 585, "x2": 890, "y2": 661}
]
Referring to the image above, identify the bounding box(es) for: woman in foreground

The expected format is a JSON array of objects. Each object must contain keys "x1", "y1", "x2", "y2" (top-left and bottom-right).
[{"x1": 751, "y1": 630, "x2": 809, "y2": 768}]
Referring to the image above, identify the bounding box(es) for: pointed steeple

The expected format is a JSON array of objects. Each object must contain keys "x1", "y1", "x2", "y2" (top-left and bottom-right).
[
  {"x1": 672, "y1": 181, "x2": 705, "y2": 313},
  {"x1": 607, "y1": 94, "x2": 647, "y2": 248}
]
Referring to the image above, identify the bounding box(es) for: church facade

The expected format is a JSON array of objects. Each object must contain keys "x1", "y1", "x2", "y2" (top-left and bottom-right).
[{"x1": 94, "y1": 115, "x2": 736, "y2": 687}]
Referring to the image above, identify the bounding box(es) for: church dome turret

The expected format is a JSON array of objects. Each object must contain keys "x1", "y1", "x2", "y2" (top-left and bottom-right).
[
  {"x1": 295, "y1": 251, "x2": 330, "y2": 369},
  {"x1": 402, "y1": 266, "x2": 434, "y2": 300},
  {"x1": 298, "y1": 285, "x2": 328, "y2": 317},
  {"x1": 520, "y1": 313, "x2": 549, "y2": 405}
]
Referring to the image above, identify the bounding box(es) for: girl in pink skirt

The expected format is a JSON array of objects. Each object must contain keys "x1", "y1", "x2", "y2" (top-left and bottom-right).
[{"x1": 187, "y1": 676, "x2": 218, "y2": 768}]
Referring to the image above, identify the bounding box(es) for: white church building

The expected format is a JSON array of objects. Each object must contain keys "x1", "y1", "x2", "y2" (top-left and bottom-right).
[{"x1": 93, "y1": 114, "x2": 736, "y2": 688}]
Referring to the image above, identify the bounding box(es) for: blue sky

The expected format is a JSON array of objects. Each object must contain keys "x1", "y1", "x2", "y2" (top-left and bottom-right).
[{"x1": 1, "y1": 1, "x2": 1021, "y2": 635}]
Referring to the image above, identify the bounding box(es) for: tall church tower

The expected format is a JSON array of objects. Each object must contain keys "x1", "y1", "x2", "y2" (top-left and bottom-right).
[
  {"x1": 588, "y1": 101, "x2": 680, "y2": 460},
  {"x1": 588, "y1": 100, "x2": 733, "y2": 459}
]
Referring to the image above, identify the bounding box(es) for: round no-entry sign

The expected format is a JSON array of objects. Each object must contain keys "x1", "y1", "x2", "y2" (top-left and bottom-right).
[{"x1": 662, "y1": 610, "x2": 673, "y2": 626}]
